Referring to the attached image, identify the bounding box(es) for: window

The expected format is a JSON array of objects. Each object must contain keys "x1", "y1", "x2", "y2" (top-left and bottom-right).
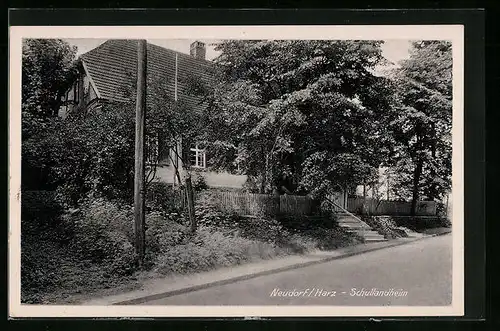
[{"x1": 190, "y1": 145, "x2": 206, "y2": 168}]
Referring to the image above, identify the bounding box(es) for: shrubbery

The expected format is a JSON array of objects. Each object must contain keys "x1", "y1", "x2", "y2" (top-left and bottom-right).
[
  {"x1": 153, "y1": 227, "x2": 284, "y2": 275},
  {"x1": 22, "y1": 195, "x2": 138, "y2": 303},
  {"x1": 22, "y1": 189, "x2": 360, "y2": 304},
  {"x1": 62, "y1": 199, "x2": 137, "y2": 276},
  {"x1": 192, "y1": 172, "x2": 208, "y2": 191},
  {"x1": 21, "y1": 190, "x2": 63, "y2": 226},
  {"x1": 146, "y1": 182, "x2": 185, "y2": 214}
]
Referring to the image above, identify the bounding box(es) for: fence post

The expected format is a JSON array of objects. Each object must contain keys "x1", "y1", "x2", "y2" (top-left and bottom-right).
[
  {"x1": 272, "y1": 188, "x2": 280, "y2": 215},
  {"x1": 185, "y1": 173, "x2": 196, "y2": 232}
]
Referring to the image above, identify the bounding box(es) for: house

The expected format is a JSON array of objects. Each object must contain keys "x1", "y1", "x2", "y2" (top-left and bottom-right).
[
  {"x1": 355, "y1": 167, "x2": 392, "y2": 200},
  {"x1": 59, "y1": 39, "x2": 247, "y2": 189}
]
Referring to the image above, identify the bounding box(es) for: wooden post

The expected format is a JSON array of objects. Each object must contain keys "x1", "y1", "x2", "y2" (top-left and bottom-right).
[
  {"x1": 272, "y1": 187, "x2": 280, "y2": 215},
  {"x1": 185, "y1": 173, "x2": 196, "y2": 232},
  {"x1": 134, "y1": 39, "x2": 147, "y2": 266},
  {"x1": 343, "y1": 186, "x2": 348, "y2": 209}
]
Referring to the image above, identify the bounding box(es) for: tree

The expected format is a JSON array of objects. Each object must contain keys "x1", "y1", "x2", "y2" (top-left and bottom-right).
[
  {"x1": 387, "y1": 41, "x2": 452, "y2": 215},
  {"x1": 117, "y1": 66, "x2": 206, "y2": 232},
  {"x1": 28, "y1": 104, "x2": 137, "y2": 206},
  {"x1": 195, "y1": 40, "x2": 395, "y2": 200},
  {"x1": 22, "y1": 39, "x2": 78, "y2": 117},
  {"x1": 22, "y1": 39, "x2": 78, "y2": 190}
]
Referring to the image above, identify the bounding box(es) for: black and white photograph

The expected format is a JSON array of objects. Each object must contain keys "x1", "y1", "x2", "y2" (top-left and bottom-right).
[{"x1": 9, "y1": 25, "x2": 464, "y2": 317}]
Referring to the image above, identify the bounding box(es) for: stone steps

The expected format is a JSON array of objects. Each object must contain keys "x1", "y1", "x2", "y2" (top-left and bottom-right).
[
  {"x1": 336, "y1": 212, "x2": 388, "y2": 242},
  {"x1": 338, "y1": 223, "x2": 372, "y2": 230}
]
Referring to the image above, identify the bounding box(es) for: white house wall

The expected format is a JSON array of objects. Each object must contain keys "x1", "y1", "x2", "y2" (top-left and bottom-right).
[{"x1": 154, "y1": 164, "x2": 247, "y2": 189}]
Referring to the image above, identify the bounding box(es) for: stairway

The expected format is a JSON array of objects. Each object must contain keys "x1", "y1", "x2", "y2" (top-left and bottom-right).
[{"x1": 336, "y1": 212, "x2": 388, "y2": 243}]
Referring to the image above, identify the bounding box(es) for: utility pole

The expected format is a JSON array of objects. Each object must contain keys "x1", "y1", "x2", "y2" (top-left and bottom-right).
[{"x1": 134, "y1": 39, "x2": 147, "y2": 266}]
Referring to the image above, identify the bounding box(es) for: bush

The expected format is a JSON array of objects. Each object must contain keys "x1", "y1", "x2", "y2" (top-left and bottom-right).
[
  {"x1": 235, "y1": 216, "x2": 292, "y2": 247},
  {"x1": 21, "y1": 197, "x2": 138, "y2": 303},
  {"x1": 361, "y1": 216, "x2": 408, "y2": 239},
  {"x1": 300, "y1": 227, "x2": 362, "y2": 250},
  {"x1": 21, "y1": 192, "x2": 362, "y2": 303},
  {"x1": 195, "y1": 197, "x2": 292, "y2": 247},
  {"x1": 195, "y1": 191, "x2": 240, "y2": 232},
  {"x1": 144, "y1": 211, "x2": 192, "y2": 267},
  {"x1": 62, "y1": 198, "x2": 137, "y2": 276},
  {"x1": 21, "y1": 228, "x2": 68, "y2": 301},
  {"x1": 32, "y1": 107, "x2": 137, "y2": 206},
  {"x1": 277, "y1": 214, "x2": 337, "y2": 231},
  {"x1": 192, "y1": 172, "x2": 208, "y2": 191},
  {"x1": 21, "y1": 190, "x2": 73, "y2": 302},
  {"x1": 21, "y1": 190, "x2": 63, "y2": 226},
  {"x1": 153, "y1": 226, "x2": 284, "y2": 275},
  {"x1": 146, "y1": 182, "x2": 184, "y2": 214}
]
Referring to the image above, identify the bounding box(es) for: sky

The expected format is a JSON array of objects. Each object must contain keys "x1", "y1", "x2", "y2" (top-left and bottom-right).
[{"x1": 64, "y1": 38, "x2": 412, "y2": 66}]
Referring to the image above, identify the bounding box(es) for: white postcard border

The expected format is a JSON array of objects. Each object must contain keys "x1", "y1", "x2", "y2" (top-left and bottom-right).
[{"x1": 9, "y1": 24, "x2": 465, "y2": 318}]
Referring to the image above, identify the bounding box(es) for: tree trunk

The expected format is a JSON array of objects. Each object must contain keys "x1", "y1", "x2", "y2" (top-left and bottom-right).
[
  {"x1": 410, "y1": 159, "x2": 424, "y2": 216},
  {"x1": 386, "y1": 173, "x2": 390, "y2": 201},
  {"x1": 260, "y1": 174, "x2": 266, "y2": 194},
  {"x1": 272, "y1": 186, "x2": 280, "y2": 215},
  {"x1": 185, "y1": 173, "x2": 196, "y2": 232}
]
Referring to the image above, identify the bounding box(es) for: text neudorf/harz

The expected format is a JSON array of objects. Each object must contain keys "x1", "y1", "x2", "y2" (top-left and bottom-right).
[
  {"x1": 270, "y1": 288, "x2": 337, "y2": 297},
  {"x1": 269, "y1": 288, "x2": 409, "y2": 298}
]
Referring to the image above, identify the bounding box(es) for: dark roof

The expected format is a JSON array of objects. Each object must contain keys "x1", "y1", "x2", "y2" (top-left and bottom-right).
[{"x1": 80, "y1": 39, "x2": 213, "y2": 106}]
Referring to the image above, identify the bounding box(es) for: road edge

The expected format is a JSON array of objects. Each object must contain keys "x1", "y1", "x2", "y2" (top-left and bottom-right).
[{"x1": 111, "y1": 230, "x2": 451, "y2": 305}]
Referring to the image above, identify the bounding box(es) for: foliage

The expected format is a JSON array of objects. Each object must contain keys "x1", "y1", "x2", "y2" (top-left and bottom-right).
[
  {"x1": 192, "y1": 172, "x2": 209, "y2": 191},
  {"x1": 22, "y1": 192, "x2": 362, "y2": 303},
  {"x1": 299, "y1": 227, "x2": 362, "y2": 250},
  {"x1": 195, "y1": 191, "x2": 242, "y2": 231},
  {"x1": 21, "y1": 190, "x2": 63, "y2": 226},
  {"x1": 146, "y1": 182, "x2": 185, "y2": 214},
  {"x1": 62, "y1": 199, "x2": 137, "y2": 274},
  {"x1": 21, "y1": 195, "x2": 136, "y2": 303},
  {"x1": 24, "y1": 104, "x2": 137, "y2": 206},
  {"x1": 301, "y1": 152, "x2": 378, "y2": 198},
  {"x1": 387, "y1": 41, "x2": 452, "y2": 209},
  {"x1": 277, "y1": 213, "x2": 337, "y2": 232},
  {"x1": 22, "y1": 39, "x2": 78, "y2": 190},
  {"x1": 153, "y1": 227, "x2": 284, "y2": 275},
  {"x1": 22, "y1": 39, "x2": 78, "y2": 117},
  {"x1": 361, "y1": 215, "x2": 409, "y2": 239},
  {"x1": 119, "y1": 67, "x2": 206, "y2": 172},
  {"x1": 192, "y1": 40, "x2": 395, "y2": 198}
]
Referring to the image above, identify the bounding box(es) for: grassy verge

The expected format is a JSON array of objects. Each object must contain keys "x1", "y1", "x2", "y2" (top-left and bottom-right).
[{"x1": 21, "y1": 189, "x2": 361, "y2": 304}]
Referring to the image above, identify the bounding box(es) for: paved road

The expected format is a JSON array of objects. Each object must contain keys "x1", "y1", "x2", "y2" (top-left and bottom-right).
[{"x1": 143, "y1": 234, "x2": 452, "y2": 306}]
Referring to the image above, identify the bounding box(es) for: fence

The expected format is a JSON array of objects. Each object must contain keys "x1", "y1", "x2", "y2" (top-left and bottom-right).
[
  {"x1": 155, "y1": 185, "x2": 439, "y2": 217},
  {"x1": 346, "y1": 197, "x2": 438, "y2": 216},
  {"x1": 208, "y1": 191, "x2": 318, "y2": 216}
]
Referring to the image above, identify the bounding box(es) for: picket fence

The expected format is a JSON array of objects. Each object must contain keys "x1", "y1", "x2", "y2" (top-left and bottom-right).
[
  {"x1": 166, "y1": 189, "x2": 438, "y2": 217},
  {"x1": 208, "y1": 191, "x2": 318, "y2": 216},
  {"x1": 346, "y1": 197, "x2": 438, "y2": 216}
]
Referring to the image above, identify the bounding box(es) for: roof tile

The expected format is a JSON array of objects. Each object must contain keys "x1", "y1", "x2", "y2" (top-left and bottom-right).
[{"x1": 80, "y1": 39, "x2": 213, "y2": 108}]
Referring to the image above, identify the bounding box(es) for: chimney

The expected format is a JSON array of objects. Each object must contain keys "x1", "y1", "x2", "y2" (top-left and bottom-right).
[{"x1": 190, "y1": 41, "x2": 206, "y2": 60}]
